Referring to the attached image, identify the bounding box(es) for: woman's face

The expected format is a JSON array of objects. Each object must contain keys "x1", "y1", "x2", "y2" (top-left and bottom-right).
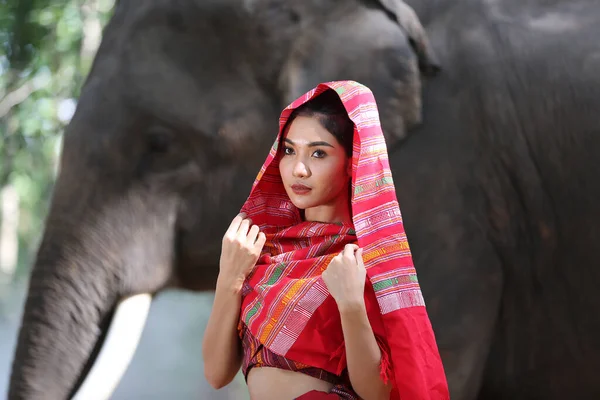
[{"x1": 279, "y1": 115, "x2": 351, "y2": 211}]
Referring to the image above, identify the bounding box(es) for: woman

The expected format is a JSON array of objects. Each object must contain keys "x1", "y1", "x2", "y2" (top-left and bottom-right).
[{"x1": 202, "y1": 81, "x2": 449, "y2": 399}]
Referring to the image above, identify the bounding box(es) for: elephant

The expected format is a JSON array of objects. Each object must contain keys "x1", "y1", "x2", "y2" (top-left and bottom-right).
[{"x1": 8, "y1": 0, "x2": 600, "y2": 399}]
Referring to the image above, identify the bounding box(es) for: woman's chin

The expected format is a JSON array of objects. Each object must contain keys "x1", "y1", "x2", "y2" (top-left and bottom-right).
[{"x1": 289, "y1": 195, "x2": 315, "y2": 211}]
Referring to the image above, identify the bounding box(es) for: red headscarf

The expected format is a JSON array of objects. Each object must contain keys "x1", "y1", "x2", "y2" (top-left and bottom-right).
[{"x1": 239, "y1": 81, "x2": 449, "y2": 399}]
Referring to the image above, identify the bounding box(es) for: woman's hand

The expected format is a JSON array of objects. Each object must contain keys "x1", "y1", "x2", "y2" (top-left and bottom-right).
[
  {"x1": 322, "y1": 244, "x2": 367, "y2": 311},
  {"x1": 218, "y1": 213, "x2": 266, "y2": 292}
]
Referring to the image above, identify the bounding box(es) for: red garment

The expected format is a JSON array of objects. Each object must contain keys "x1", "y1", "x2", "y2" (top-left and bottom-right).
[
  {"x1": 239, "y1": 81, "x2": 449, "y2": 399},
  {"x1": 240, "y1": 323, "x2": 360, "y2": 399},
  {"x1": 295, "y1": 390, "x2": 343, "y2": 399}
]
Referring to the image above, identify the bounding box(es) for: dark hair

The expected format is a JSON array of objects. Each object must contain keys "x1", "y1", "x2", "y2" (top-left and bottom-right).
[{"x1": 285, "y1": 89, "x2": 354, "y2": 157}]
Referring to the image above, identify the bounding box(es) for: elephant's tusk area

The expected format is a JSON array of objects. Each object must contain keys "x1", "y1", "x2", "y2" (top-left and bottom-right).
[{"x1": 71, "y1": 293, "x2": 153, "y2": 400}]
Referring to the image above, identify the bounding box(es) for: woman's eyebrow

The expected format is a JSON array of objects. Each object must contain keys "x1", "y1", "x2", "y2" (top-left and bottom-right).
[{"x1": 284, "y1": 138, "x2": 334, "y2": 148}]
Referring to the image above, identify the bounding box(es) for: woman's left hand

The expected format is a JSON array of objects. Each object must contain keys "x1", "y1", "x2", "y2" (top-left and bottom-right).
[{"x1": 322, "y1": 244, "x2": 367, "y2": 311}]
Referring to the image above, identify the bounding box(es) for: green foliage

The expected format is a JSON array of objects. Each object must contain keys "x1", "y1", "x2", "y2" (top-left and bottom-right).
[{"x1": 1, "y1": 0, "x2": 115, "y2": 279}]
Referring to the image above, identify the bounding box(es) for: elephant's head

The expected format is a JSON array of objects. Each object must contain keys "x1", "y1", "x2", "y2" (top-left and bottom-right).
[{"x1": 8, "y1": 0, "x2": 438, "y2": 398}]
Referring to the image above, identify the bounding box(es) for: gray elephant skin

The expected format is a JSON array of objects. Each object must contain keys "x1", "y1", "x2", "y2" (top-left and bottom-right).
[{"x1": 8, "y1": 0, "x2": 600, "y2": 399}]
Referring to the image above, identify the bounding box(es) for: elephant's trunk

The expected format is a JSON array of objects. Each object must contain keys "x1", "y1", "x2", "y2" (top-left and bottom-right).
[
  {"x1": 7, "y1": 226, "x2": 115, "y2": 399},
  {"x1": 7, "y1": 213, "x2": 153, "y2": 400}
]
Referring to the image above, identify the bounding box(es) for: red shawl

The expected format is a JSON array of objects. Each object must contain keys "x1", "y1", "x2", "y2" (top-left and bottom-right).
[{"x1": 239, "y1": 81, "x2": 449, "y2": 399}]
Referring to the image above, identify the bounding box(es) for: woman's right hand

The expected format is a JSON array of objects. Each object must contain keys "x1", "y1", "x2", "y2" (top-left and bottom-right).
[{"x1": 218, "y1": 213, "x2": 266, "y2": 292}]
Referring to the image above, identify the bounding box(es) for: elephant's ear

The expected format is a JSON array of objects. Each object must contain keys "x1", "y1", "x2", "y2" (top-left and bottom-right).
[{"x1": 377, "y1": 0, "x2": 441, "y2": 76}]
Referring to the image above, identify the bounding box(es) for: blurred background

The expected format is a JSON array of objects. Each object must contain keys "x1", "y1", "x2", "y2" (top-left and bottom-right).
[{"x1": 1, "y1": 1, "x2": 248, "y2": 398}]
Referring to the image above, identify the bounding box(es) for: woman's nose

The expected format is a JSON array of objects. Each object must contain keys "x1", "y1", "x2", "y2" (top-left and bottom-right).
[{"x1": 293, "y1": 160, "x2": 310, "y2": 178}]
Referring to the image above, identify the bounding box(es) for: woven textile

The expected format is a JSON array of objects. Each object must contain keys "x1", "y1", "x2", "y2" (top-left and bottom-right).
[
  {"x1": 239, "y1": 81, "x2": 449, "y2": 399},
  {"x1": 240, "y1": 324, "x2": 359, "y2": 399}
]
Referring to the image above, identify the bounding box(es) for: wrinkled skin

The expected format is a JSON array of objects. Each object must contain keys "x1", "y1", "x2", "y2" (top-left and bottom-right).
[
  {"x1": 399, "y1": 0, "x2": 600, "y2": 398},
  {"x1": 8, "y1": 0, "x2": 600, "y2": 399}
]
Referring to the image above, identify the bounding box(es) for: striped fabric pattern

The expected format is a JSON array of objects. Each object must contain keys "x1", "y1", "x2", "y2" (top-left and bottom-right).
[
  {"x1": 240, "y1": 324, "x2": 359, "y2": 399},
  {"x1": 239, "y1": 81, "x2": 449, "y2": 400}
]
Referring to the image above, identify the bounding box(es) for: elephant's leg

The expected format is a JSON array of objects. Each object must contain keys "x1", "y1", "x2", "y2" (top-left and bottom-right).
[{"x1": 417, "y1": 237, "x2": 503, "y2": 400}]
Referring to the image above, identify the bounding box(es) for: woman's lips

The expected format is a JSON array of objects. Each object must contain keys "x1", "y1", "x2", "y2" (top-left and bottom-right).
[{"x1": 291, "y1": 184, "x2": 312, "y2": 195}]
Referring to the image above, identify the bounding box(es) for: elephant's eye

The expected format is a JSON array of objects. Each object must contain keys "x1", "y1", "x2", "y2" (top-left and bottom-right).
[
  {"x1": 146, "y1": 127, "x2": 173, "y2": 154},
  {"x1": 137, "y1": 126, "x2": 195, "y2": 180}
]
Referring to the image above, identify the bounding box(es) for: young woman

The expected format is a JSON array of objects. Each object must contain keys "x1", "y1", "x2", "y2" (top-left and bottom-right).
[{"x1": 202, "y1": 81, "x2": 449, "y2": 400}]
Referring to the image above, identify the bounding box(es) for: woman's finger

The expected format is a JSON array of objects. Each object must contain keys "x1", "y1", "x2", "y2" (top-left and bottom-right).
[
  {"x1": 254, "y1": 231, "x2": 267, "y2": 251},
  {"x1": 343, "y1": 244, "x2": 358, "y2": 260},
  {"x1": 247, "y1": 224, "x2": 260, "y2": 244},
  {"x1": 225, "y1": 213, "x2": 245, "y2": 237},
  {"x1": 236, "y1": 218, "x2": 251, "y2": 239},
  {"x1": 356, "y1": 248, "x2": 365, "y2": 269}
]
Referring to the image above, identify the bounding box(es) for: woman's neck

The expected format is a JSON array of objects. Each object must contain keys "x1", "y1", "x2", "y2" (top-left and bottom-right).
[{"x1": 303, "y1": 194, "x2": 352, "y2": 225}]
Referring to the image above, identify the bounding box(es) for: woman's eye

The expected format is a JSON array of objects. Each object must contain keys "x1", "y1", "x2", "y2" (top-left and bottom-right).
[
  {"x1": 312, "y1": 149, "x2": 326, "y2": 158},
  {"x1": 283, "y1": 147, "x2": 294, "y2": 156}
]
